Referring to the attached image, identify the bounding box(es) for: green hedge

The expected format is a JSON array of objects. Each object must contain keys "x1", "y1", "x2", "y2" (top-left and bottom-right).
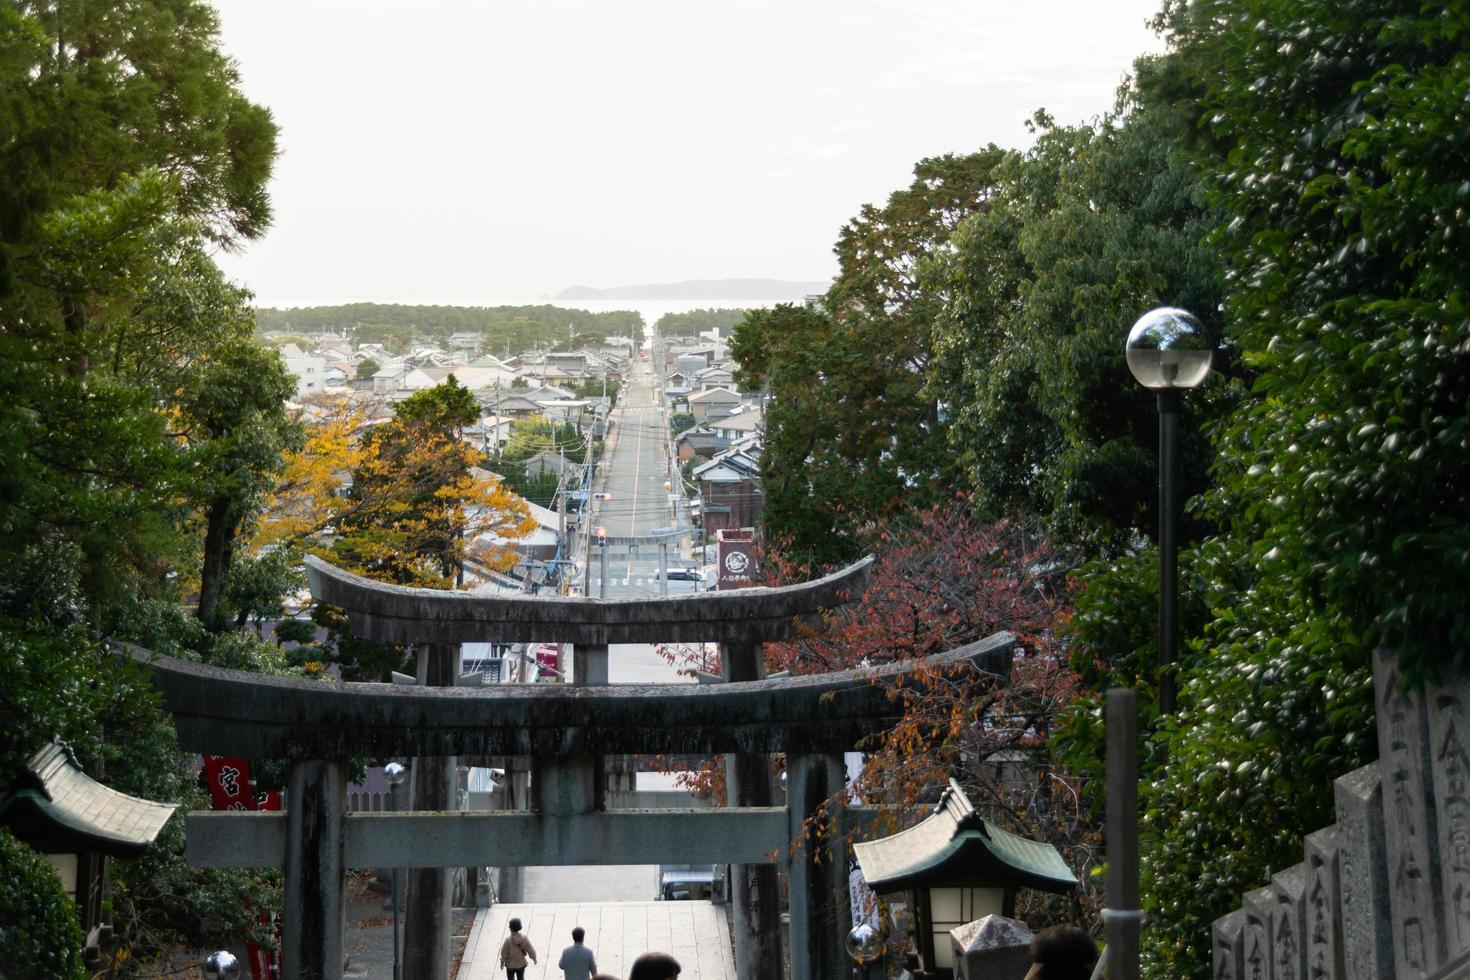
[{"x1": 0, "y1": 829, "x2": 86, "y2": 980}]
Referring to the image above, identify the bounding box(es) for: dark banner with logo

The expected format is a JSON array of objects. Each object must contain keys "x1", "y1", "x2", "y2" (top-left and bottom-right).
[{"x1": 716, "y1": 529, "x2": 755, "y2": 590}]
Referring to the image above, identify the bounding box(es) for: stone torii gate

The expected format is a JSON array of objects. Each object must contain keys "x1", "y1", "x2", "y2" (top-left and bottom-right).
[{"x1": 127, "y1": 555, "x2": 1015, "y2": 980}]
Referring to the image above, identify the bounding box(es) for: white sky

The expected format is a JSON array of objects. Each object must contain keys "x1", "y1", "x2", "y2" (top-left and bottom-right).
[{"x1": 209, "y1": 0, "x2": 1166, "y2": 307}]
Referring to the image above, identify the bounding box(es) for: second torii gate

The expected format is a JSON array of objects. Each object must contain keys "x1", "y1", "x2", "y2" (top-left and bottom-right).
[{"x1": 127, "y1": 554, "x2": 1015, "y2": 980}]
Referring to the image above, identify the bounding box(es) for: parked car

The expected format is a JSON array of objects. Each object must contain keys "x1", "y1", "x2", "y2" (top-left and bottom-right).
[
  {"x1": 657, "y1": 864, "x2": 716, "y2": 901},
  {"x1": 655, "y1": 567, "x2": 711, "y2": 590}
]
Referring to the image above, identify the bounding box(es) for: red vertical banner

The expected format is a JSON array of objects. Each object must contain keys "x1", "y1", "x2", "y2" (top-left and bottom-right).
[
  {"x1": 203, "y1": 755, "x2": 256, "y2": 811},
  {"x1": 202, "y1": 756, "x2": 280, "y2": 979}
]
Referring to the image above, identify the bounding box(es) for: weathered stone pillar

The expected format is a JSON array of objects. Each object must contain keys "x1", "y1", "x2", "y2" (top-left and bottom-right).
[
  {"x1": 534, "y1": 754, "x2": 602, "y2": 815},
  {"x1": 496, "y1": 758, "x2": 528, "y2": 903},
  {"x1": 574, "y1": 641, "x2": 609, "y2": 685},
  {"x1": 722, "y1": 639, "x2": 782, "y2": 980},
  {"x1": 786, "y1": 752, "x2": 849, "y2": 980},
  {"x1": 404, "y1": 642, "x2": 457, "y2": 980},
  {"x1": 284, "y1": 759, "x2": 347, "y2": 980},
  {"x1": 567, "y1": 641, "x2": 607, "y2": 815}
]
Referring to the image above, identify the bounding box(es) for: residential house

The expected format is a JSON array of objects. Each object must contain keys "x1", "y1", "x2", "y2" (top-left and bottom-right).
[
  {"x1": 676, "y1": 353, "x2": 711, "y2": 377},
  {"x1": 466, "y1": 468, "x2": 560, "y2": 564},
  {"x1": 675, "y1": 426, "x2": 728, "y2": 462},
  {"x1": 419, "y1": 365, "x2": 519, "y2": 394},
  {"x1": 371, "y1": 360, "x2": 411, "y2": 392},
  {"x1": 483, "y1": 391, "x2": 547, "y2": 420},
  {"x1": 470, "y1": 353, "x2": 517, "y2": 372},
  {"x1": 464, "y1": 415, "x2": 515, "y2": 454},
  {"x1": 693, "y1": 435, "x2": 764, "y2": 536},
  {"x1": 712, "y1": 408, "x2": 763, "y2": 443},
  {"x1": 521, "y1": 450, "x2": 578, "y2": 481},
  {"x1": 687, "y1": 386, "x2": 742, "y2": 423},
  {"x1": 535, "y1": 399, "x2": 591, "y2": 424},
  {"x1": 448, "y1": 331, "x2": 483, "y2": 353},
  {"x1": 694, "y1": 365, "x2": 735, "y2": 391},
  {"x1": 280, "y1": 343, "x2": 328, "y2": 398}
]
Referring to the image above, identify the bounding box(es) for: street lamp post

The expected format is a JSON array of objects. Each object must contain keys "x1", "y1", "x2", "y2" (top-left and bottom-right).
[
  {"x1": 383, "y1": 761, "x2": 409, "y2": 980},
  {"x1": 596, "y1": 526, "x2": 608, "y2": 599},
  {"x1": 1125, "y1": 307, "x2": 1213, "y2": 716}
]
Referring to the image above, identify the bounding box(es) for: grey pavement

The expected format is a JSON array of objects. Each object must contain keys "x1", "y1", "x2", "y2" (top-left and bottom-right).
[{"x1": 458, "y1": 901, "x2": 735, "y2": 980}]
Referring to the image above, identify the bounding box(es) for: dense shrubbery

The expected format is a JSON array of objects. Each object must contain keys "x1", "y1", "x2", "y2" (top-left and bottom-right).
[{"x1": 0, "y1": 830, "x2": 86, "y2": 980}]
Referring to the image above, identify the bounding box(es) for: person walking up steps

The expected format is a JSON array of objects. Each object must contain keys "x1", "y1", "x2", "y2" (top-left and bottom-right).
[
  {"x1": 499, "y1": 917, "x2": 537, "y2": 980},
  {"x1": 558, "y1": 926, "x2": 598, "y2": 980}
]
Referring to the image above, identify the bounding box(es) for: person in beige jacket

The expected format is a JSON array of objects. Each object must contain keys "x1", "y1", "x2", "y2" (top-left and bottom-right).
[{"x1": 499, "y1": 917, "x2": 538, "y2": 980}]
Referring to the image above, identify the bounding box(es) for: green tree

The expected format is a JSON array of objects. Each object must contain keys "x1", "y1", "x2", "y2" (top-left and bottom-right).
[
  {"x1": 731, "y1": 150, "x2": 1009, "y2": 563},
  {"x1": 356, "y1": 356, "x2": 381, "y2": 380},
  {"x1": 928, "y1": 103, "x2": 1229, "y2": 555},
  {"x1": 178, "y1": 337, "x2": 302, "y2": 631},
  {"x1": 655, "y1": 308, "x2": 748, "y2": 338},
  {"x1": 333, "y1": 378, "x2": 532, "y2": 588},
  {"x1": 1109, "y1": 1, "x2": 1470, "y2": 974}
]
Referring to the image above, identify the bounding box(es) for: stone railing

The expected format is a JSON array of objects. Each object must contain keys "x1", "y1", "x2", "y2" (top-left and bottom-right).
[{"x1": 1213, "y1": 648, "x2": 1470, "y2": 979}]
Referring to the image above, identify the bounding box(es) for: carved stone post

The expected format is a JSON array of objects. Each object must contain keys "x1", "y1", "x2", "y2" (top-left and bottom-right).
[
  {"x1": 1304, "y1": 828, "x2": 1344, "y2": 980},
  {"x1": 1271, "y1": 864, "x2": 1307, "y2": 980},
  {"x1": 1334, "y1": 763, "x2": 1394, "y2": 979},
  {"x1": 786, "y1": 752, "x2": 849, "y2": 980},
  {"x1": 1374, "y1": 648, "x2": 1447, "y2": 976},
  {"x1": 722, "y1": 639, "x2": 782, "y2": 980},
  {"x1": 284, "y1": 759, "x2": 347, "y2": 980},
  {"x1": 1425, "y1": 663, "x2": 1470, "y2": 962},
  {"x1": 1241, "y1": 886, "x2": 1274, "y2": 980},
  {"x1": 404, "y1": 642, "x2": 457, "y2": 980},
  {"x1": 1213, "y1": 909, "x2": 1245, "y2": 980}
]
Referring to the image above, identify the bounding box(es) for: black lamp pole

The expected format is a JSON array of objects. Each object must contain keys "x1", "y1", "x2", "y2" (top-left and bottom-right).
[
  {"x1": 1157, "y1": 387, "x2": 1180, "y2": 715},
  {"x1": 1126, "y1": 308, "x2": 1212, "y2": 717}
]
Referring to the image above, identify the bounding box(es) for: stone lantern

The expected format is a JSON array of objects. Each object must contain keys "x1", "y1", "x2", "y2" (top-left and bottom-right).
[{"x1": 853, "y1": 779, "x2": 1076, "y2": 978}]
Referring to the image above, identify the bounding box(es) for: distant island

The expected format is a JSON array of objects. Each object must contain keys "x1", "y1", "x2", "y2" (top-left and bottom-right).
[{"x1": 556, "y1": 278, "x2": 829, "y2": 301}]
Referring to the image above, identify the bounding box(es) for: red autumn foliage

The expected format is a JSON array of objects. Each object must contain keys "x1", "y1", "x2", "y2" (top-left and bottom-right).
[{"x1": 651, "y1": 502, "x2": 1102, "y2": 922}]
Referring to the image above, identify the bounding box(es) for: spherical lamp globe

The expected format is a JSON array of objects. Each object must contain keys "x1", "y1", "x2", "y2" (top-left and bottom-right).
[
  {"x1": 1125, "y1": 307, "x2": 1213, "y2": 389},
  {"x1": 846, "y1": 922, "x2": 887, "y2": 964},
  {"x1": 202, "y1": 950, "x2": 241, "y2": 980}
]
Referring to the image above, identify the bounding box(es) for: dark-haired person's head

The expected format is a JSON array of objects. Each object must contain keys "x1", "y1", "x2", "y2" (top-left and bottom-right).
[
  {"x1": 1025, "y1": 925, "x2": 1098, "y2": 980},
  {"x1": 572, "y1": 926, "x2": 586, "y2": 942},
  {"x1": 509, "y1": 917, "x2": 522, "y2": 932},
  {"x1": 628, "y1": 950, "x2": 681, "y2": 980}
]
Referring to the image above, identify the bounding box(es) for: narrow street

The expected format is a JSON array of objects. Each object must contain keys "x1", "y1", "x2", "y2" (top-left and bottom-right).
[{"x1": 458, "y1": 353, "x2": 734, "y2": 979}]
